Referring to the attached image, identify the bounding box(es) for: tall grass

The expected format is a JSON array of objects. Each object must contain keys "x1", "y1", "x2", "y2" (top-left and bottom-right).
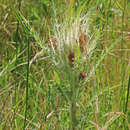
[
  {"x1": 0, "y1": 0, "x2": 129, "y2": 129},
  {"x1": 13, "y1": 0, "x2": 21, "y2": 128}
]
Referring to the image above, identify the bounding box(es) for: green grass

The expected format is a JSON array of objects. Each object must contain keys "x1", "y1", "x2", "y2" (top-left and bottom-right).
[{"x1": 0, "y1": 0, "x2": 129, "y2": 129}]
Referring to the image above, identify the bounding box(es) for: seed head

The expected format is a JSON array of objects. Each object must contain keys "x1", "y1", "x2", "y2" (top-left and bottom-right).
[
  {"x1": 79, "y1": 32, "x2": 88, "y2": 52},
  {"x1": 68, "y1": 51, "x2": 74, "y2": 65},
  {"x1": 79, "y1": 72, "x2": 86, "y2": 80}
]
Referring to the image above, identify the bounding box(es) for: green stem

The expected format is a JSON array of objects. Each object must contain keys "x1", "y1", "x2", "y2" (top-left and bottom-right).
[
  {"x1": 124, "y1": 76, "x2": 130, "y2": 113},
  {"x1": 71, "y1": 100, "x2": 76, "y2": 130},
  {"x1": 24, "y1": 37, "x2": 30, "y2": 129},
  {"x1": 120, "y1": 0, "x2": 126, "y2": 111},
  {"x1": 13, "y1": 0, "x2": 21, "y2": 127},
  {"x1": 70, "y1": 71, "x2": 77, "y2": 130}
]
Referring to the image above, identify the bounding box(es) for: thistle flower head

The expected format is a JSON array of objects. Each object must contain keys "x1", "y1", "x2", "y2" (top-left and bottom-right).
[
  {"x1": 79, "y1": 72, "x2": 86, "y2": 80},
  {"x1": 68, "y1": 51, "x2": 75, "y2": 65}
]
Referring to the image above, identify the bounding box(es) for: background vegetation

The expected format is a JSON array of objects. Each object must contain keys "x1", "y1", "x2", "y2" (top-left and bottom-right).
[{"x1": 0, "y1": 0, "x2": 129, "y2": 129}]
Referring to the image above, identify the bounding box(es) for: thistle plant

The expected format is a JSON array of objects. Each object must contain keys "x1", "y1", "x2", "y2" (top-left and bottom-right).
[
  {"x1": 0, "y1": 0, "x2": 129, "y2": 129},
  {"x1": 48, "y1": 14, "x2": 98, "y2": 129}
]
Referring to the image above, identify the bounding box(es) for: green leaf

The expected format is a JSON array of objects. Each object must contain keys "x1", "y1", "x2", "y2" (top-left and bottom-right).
[{"x1": 54, "y1": 71, "x2": 60, "y2": 85}]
